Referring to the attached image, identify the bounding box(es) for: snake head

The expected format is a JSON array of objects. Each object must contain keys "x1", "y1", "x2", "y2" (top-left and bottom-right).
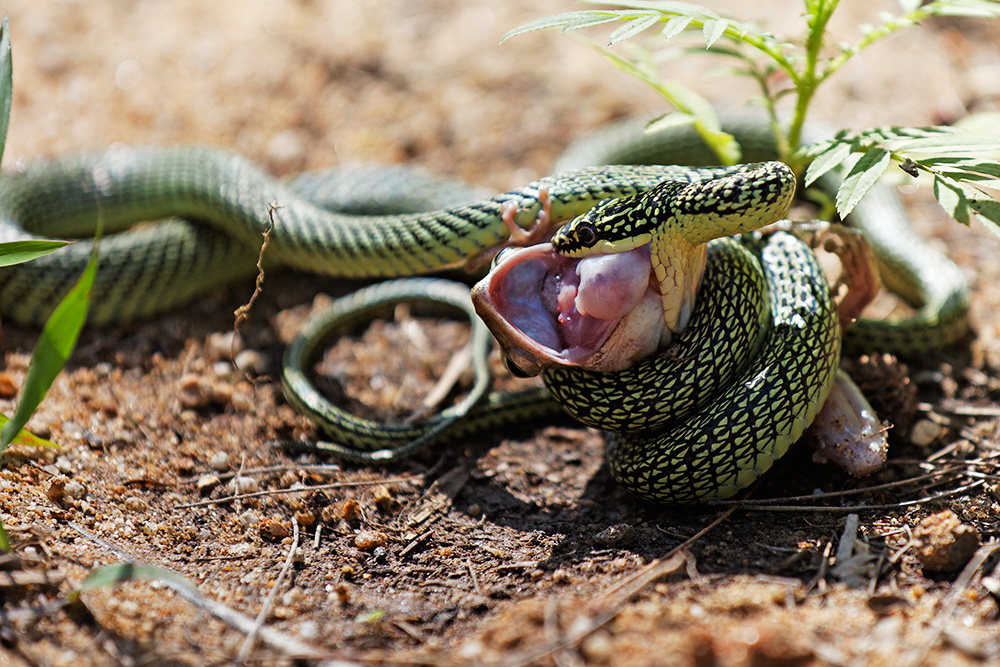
[
  {"x1": 553, "y1": 162, "x2": 796, "y2": 255},
  {"x1": 551, "y1": 190, "x2": 659, "y2": 258}
]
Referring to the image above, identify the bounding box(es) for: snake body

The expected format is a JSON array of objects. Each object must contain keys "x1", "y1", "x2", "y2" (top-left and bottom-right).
[
  {"x1": 0, "y1": 150, "x2": 741, "y2": 324},
  {"x1": 0, "y1": 117, "x2": 971, "y2": 502},
  {"x1": 595, "y1": 233, "x2": 839, "y2": 502}
]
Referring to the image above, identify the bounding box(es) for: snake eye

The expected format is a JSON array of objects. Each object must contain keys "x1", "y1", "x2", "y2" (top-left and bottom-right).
[{"x1": 575, "y1": 222, "x2": 598, "y2": 248}]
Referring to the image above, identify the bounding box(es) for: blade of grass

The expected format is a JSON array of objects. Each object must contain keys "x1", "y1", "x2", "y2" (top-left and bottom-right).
[
  {"x1": 0, "y1": 16, "x2": 11, "y2": 163},
  {"x1": 0, "y1": 414, "x2": 58, "y2": 448},
  {"x1": 79, "y1": 562, "x2": 197, "y2": 593},
  {"x1": 0, "y1": 240, "x2": 70, "y2": 267},
  {"x1": 0, "y1": 251, "x2": 97, "y2": 450}
]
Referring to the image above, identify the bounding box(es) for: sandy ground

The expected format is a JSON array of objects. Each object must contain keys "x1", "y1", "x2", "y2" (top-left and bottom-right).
[{"x1": 3, "y1": 1, "x2": 1000, "y2": 665}]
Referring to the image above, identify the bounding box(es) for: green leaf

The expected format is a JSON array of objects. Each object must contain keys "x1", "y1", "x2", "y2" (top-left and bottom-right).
[
  {"x1": 0, "y1": 240, "x2": 70, "y2": 267},
  {"x1": 359, "y1": 609, "x2": 386, "y2": 623},
  {"x1": 890, "y1": 133, "x2": 1000, "y2": 154},
  {"x1": 645, "y1": 111, "x2": 696, "y2": 133},
  {"x1": 80, "y1": 562, "x2": 196, "y2": 592},
  {"x1": 970, "y1": 196, "x2": 1000, "y2": 228},
  {"x1": 0, "y1": 252, "x2": 96, "y2": 451},
  {"x1": 0, "y1": 413, "x2": 58, "y2": 448},
  {"x1": 702, "y1": 18, "x2": 729, "y2": 47},
  {"x1": 607, "y1": 14, "x2": 660, "y2": 46},
  {"x1": 922, "y1": 0, "x2": 1000, "y2": 18},
  {"x1": 836, "y1": 147, "x2": 891, "y2": 219},
  {"x1": 804, "y1": 141, "x2": 853, "y2": 186},
  {"x1": 932, "y1": 174, "x2": 973, "y2": 224},
  {"x1": 661, "y1": 15, "x2": 693, "y2": 40},
  {"x1": 0, "y1": 16, "x2": 11, "y2": 165},
  {"x1": 501, "y1": 11, "x2": 622, "y2": 42},
  {"x1": 921, "y1": 157, "x2": 1000, "y2": 178},
  {"x1": 698, "y1": 127, "x2": 741, "y2": 165},
  {"x1": 0, "y1": 521, "x2": 8, "y2": 552}
]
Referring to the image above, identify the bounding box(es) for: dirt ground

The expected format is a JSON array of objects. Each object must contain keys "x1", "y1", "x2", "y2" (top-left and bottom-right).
[{"x1": 3, "y1": 1, "x2": 1000, "y2": 665}]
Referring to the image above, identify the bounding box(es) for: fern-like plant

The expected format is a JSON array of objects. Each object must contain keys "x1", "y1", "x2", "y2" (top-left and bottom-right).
[{"x1": 504, "y1": 0, "x2": 1000, "y2": 228}]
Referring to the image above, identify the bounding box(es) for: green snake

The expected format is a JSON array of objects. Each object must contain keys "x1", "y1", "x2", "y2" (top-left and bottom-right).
[{"x1": 0, "y1": 116, "x2": 971, "y2": 502}]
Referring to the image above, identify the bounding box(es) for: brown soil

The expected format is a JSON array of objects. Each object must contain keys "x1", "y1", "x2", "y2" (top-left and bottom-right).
[{"x1": 3, "y1": 1, "x2": 1000, "y2": 665}]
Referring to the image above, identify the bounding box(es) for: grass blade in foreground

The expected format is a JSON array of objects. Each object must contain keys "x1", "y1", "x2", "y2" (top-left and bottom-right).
[
  {"x1": 0, "y1": 16, "x2": 11, "y2": 163},
  {"x1": 79, "y1": 562, "x2": 197, "y2": 593},
  {"x1": 0, "y1": 251, "x2": 97, "y2": 451},
  {"x1": 0, "y1": 240, "x2": 69, "y2": 267}
]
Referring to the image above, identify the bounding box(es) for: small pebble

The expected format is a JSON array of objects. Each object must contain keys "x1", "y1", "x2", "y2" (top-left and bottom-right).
[
  {"x1": 260, "y1": 518, "x2": 291, "y2": 542},
  {"x1": 593, "y1": 523, "x2": 636, "y2": 548},
  {"x1": 297, "y1": 620, "x2": 319, "y2": 640},
  {"x1": 914, "y1": 509, "x2": 980, "y2": 573},
  {"x1": 179, "y1": 373, "x2": 233, "y2": 409},
  {"x1": 62, "y1": 479, "x2": 86, "y2": 500},
  {"x1": 124, "y1": 496, "x2": 148, "y2": 512},
  {"x1": 230, "y1": 476, "x2": 259, "y2": 495},
  {"x1": 354, "y1": 530, "x2": 388, "y2": 550},
  {"x1": 0, "y1": 372, "x2": 18, "y2": 399},
  {"x1": 322, "y1": 499, "x2": 360, "y2": 524},
  {"x1": 210, "y1": 451, "x2": 231, "y2": 471},
  {"x1": 282, "y1": 587, "x2": 304, "y2": 605},
  {"x1": 910, "y1": 419, "x2": 945, "y2": 446},
  {"x1": 580, "y1": 630, "x2": 614, "y2": 663},
  {"x1": 206, "y1": 331, "x2": 243, "y2": 360},
  {"x1": 179, "y1": 374, "x2": 212, "y2": 409},
  {"x1": 45, "y1": 477, "x2": 67, "y2": 502},
  {"x1": 240, "y1": 510, "x2": 260, "y2": 528},
  {"x1": 371, "y1": 485, "x2": 395, "y2": 512},
  {"x1": 54, "y1": 456, "x2": 74, "y2": 474},
  {"x1": 231, "y1": 391, "x2": 254, "y2": 412},
  {"x1": 234, "y1": 349, "x2": 267, "y2": 375},
  {"x1": 197, "y1": 474, "x2": 220, "y2": 494}
]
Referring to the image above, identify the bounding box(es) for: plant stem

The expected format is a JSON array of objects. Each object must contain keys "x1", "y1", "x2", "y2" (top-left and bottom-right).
[{"x1": 787, "y1": 0, "x2": 840, "y2": 158}]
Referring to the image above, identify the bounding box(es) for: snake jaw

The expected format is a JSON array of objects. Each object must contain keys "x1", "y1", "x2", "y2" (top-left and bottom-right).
[{"x1": 471, "y1": 242, "x2": 666, "y2": 374}]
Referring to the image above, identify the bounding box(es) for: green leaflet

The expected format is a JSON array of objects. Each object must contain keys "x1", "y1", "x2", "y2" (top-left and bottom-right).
[
  {"x1": 804, "y1": 141, "x2": 852, "y2": 187},
  {"x1": 835, "y1": 148, "x2": 891, "y2": 220},
  {"x1": 607, "y1": 14, "x2": 660, "y2": 46}
]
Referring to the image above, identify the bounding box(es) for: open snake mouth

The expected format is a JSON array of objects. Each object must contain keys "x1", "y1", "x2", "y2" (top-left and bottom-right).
[{"x1": 471, "y1": 242, "x2": 667, "y2": 376}]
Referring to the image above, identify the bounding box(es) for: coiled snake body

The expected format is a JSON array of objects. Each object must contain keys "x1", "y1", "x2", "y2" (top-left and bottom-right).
[{"x1": 0, "y1": 117, "x2": 971, "y2": 502}]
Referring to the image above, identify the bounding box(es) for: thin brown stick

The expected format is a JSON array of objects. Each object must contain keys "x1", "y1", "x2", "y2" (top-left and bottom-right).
[
  {"x1": 237, "y1": 518, "x2": 301, "y2": 661},
  {"x1": 707, "y1": 466, "x2": 966, "y2": 506},
  {"x1": 174, "y1": 475, "x2": 420, "y2": 509},
  {"x1": 67, "y1": 523, "x2": 332, "y2": 661},
  {"x1": 728, "y1": 479, "x2": 986, "y2": 512},
  {"x1": 233, "y1": 201, "x2": 278, "y2": 342}
]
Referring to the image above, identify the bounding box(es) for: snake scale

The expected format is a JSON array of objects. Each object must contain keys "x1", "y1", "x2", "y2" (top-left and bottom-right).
[{"x1": 0, "y1": 115, "x2": 971, "y2": 502}]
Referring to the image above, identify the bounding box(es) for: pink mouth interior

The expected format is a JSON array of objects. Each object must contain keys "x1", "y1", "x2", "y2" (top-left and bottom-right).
[{"x1": 473, "y1": 242, "x2": 659, "y2": 370}]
